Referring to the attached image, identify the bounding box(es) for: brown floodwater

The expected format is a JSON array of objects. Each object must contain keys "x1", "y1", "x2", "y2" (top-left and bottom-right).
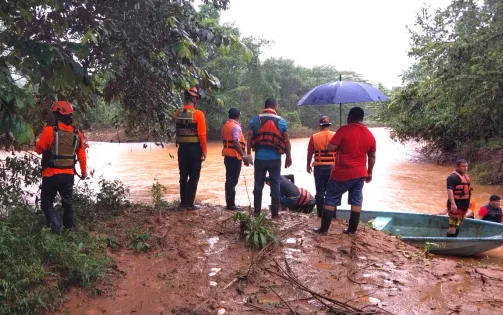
[{"x1": 85, "y1": 127, "x2": 503, "y2": 263}]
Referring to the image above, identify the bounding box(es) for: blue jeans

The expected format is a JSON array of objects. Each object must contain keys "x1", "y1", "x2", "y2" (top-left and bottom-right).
[
  {"x1": 325, "y1": 177, "x2": 365, "y2": 207},
  {"x1": 253, "y1": 158, "x2": 281, "y2": 213}
]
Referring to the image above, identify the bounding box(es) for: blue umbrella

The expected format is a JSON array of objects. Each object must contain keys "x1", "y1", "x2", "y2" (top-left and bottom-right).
[{"x1": 297, "y1": 78, "x2": 390, "y2": 126}]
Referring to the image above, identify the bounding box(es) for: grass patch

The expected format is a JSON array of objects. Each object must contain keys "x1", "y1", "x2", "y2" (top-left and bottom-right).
[{"x1": 0, "y1": 206, "x2": 110, "y2": 315}]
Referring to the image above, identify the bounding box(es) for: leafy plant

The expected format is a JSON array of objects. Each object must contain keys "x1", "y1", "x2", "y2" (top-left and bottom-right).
[
  {"x1": 126, "y1": 227, "x2": 151, "y2": 253},
  {"x1": 151, "y1": 178, "x2": 168, "y2": 207},
  {"x1": 232, "y1": 212, "x2": 279, "y2": 249},
  {"x1": 95, "y1": 176, "x2": 130, "y2": 214}
]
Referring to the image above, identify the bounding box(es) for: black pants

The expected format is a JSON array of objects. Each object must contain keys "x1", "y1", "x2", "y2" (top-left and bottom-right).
[
  {"x1": 314, "y1": 165, "x2": 333, "y2": 216},
  {"x1": 224, "y1": 156, "x2": 242, "y2": 203},
  {"x1": 178, "y1": 143, "x2": 202, "y2": 206},
  {"x1": 40, "y1": 174, "x2": 75, "y2": 233},
  {"x1": 253, "y1": 158, "x2": 282, "y2": 214}
]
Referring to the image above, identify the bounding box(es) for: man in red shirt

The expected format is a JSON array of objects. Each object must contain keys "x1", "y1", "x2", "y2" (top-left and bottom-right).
[
  {"x1": 314, "y1": 107, "x2": 376, "y2": 234},
  {"x1": 478, "y1": 195, "x2": 501, "y2": 223}
]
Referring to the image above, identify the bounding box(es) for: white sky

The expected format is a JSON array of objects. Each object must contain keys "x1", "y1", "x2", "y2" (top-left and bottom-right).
[{"x1": 218, "y1": 0, "x2": 453, "y2": 88}]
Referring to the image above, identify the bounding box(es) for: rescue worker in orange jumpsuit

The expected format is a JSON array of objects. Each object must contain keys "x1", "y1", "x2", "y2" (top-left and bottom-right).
[
  {"x1": 247, "y1": 98, "x2": 292, "y2": 218},
  {"x1": 221, "y1": 108, "x2": 253, "y2": 210},
  {"x1": 35, "y1": 101, "x2": 87, "y2": 233},
  {"x1": 306, "y1": 116, "x2": 336, "y2": 217},
  {"x1": 174, "y1": 87, "x2": 207, "y2": 210},
  {"x1": 446, "y1": 159, "x2": 472, "y2": 237}
]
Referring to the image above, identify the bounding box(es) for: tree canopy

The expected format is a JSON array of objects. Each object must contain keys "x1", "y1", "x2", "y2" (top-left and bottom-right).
[{"x1": 381, "y1": 0, "x2": 503, "y2": 152}]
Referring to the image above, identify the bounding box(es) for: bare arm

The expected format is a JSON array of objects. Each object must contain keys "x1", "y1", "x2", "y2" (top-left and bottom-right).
[
  {"x1": 246, "y1": 130, "x2": 253, "y2": 155},
  {"x1": 283, "y1": 132, "x2": 292, "y2": 168},
  {"x1": 283, "y1": 132, "x2": 291, "y2": 158},
  {"x1": 447, "y1": 189, "x2": 456, "y2": 206},
  {"x1": 233, "y1": 139, "x2": 245, "y2": 158},
  {"x1": 367, "y1": 151, "x2": 376, "y2": 175}
]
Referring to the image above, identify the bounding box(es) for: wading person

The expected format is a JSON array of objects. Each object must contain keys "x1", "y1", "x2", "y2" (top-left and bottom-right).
[
  {"x1": 314, "y1": 107, "x2": 376, "y2": 234},
  {"x1": 35, "y1": 101, "x2": 87, "y2": 233},
  {"x1": 221, "y1": 107, "x2": 253, "y2": 210},
  {"x1": 446, "y1": 159, "x2": 472, "y2": 237},
  {"x1": 306, "y1": 116, "x2": 336, "y2": 217},
  {"x1": 174, "y1": 87, "x2": 207, "y2": 210},
  {"x1": 247, "y1": 98, "x2": 292, "y2": 218}
]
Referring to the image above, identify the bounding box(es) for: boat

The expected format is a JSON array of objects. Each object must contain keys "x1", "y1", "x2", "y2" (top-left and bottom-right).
[{"x1": 336, "y1": 209, "x2": 503, "y2": 256}]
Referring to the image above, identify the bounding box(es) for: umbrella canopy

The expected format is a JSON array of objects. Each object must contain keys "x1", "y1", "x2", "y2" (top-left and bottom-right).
[
  {"x1": 296, "y1": 80, "x2": 390, "y2": 126},
  {"x1": 297, "y1": 81, "x2": 390, "y2": 106}
]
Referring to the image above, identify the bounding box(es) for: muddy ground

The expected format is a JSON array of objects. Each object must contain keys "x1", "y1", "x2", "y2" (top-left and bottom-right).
[{"x1": 57, "y1": 205, "x2": 503, "y2": 315}]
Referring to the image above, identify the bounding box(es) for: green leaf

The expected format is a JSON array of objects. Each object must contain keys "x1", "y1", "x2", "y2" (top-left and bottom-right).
[
  {"x1": 253, "y1": 232, "x2": 259, "y2": 248},
  {"x1": 12, "y1": 119, "x2": 34, "y2": 144},
  {"x1": 259, "y1": 233, "x2": 267, "y2": 248}
]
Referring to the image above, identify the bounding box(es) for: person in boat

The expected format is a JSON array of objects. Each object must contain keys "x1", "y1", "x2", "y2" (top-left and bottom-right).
[
  {"x1": 265, "y1": 175, "x2": 315, "y2": 213},
  {"x1": 478, "y1": 195, "x2": 502, "y2": 223},
  {"x1": 446, "y1": 159, "x2": 472, "y2": 237},
  {"x1": 306, "y1": 116, "x2": 336, "y2": 218},
  {"x1": 437, "y1": 199, "x2": 476, "y2": 219}
]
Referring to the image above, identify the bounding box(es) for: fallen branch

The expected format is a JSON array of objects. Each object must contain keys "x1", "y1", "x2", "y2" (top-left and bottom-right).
[
  {"x1": 269, "y1": 286, "x2": 297, "y2": 314},
  {"x1": 267, "y1": 260, "x2": 380, "y2": 314},
  {"x1": 246, "y1": 222, "x2": 302, "y2": 278},
  {"x1": 223, "y1": 277, "x2": 239, "y2": 290}
]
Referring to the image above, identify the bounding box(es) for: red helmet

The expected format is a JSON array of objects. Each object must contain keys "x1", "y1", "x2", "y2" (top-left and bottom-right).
[
  {"x1": 187, "y1": 87, "x2": 201, "y2": 99},
  {"x1": 51, "y1": 101, "x2": 74, "y2": 115}
]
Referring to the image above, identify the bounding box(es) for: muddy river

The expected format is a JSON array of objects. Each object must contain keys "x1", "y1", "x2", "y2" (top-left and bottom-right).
[{"x1": 85, "y1": 127, "x2": 503, "y2": 263}]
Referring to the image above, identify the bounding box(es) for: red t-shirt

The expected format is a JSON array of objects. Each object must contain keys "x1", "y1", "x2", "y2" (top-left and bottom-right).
[{"x1": 329, "y1": 123, "x2": 376, "y2": 181}]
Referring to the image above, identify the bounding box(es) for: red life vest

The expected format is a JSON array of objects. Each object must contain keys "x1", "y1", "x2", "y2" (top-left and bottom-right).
[
  {"x1": 251, "y1": 109, "x2": 286, "y2": 154},
  {"x1": 295, "y1": 188, "x2": 312, "y2": 206},
  {"x1": 452, "y1": 171, "x2": 472, "y2": 200}
]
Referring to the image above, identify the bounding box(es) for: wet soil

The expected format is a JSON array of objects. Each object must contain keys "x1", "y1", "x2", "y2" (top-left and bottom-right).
[{"x1": 57, "y1": 206, "x2": 503, "y2": 315}]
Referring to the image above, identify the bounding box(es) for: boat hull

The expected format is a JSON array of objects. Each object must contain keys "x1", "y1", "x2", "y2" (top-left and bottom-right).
[{"x1": 335, "y1": 209, "x2": 503, "y2": 256}]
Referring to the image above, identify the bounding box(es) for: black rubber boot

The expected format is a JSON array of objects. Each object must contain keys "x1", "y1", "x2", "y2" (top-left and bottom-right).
[
  {"x1": 315, "y1": 200, "x2": 324, "y2": 218},
  {"x1": 226, "y1": 191, "x2": 238, "y2": 210},
  {"x1": 343, "y1": 211, "x2": 361, "y2": 234},
  {"x1": 270, "y1": 198, "x2": 280, "y2": 218},
  {"x1": 313, "y1": 209, "x2": 333, "y2": 234},
  {"x1": 447, "y1": 232, "x2": 456, "y2": 237},
  {"x1": 455, "y1": 228, "x2": 460, "y2": 237},
  {"x1": 332, "y1": 209, "x2": 337, "y2": 219},
  {"x1": 253, "y1": 192, "x2": 262, "y2": 217}
]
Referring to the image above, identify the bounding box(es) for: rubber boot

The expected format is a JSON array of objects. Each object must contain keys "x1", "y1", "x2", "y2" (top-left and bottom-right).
[
  {"x1": 313, "y1": 209, "x2": 333, "y2": 234},
  {"x1": 270, "y1": 198, "x2": 280, "y2": 218},
  {"x1": 343, "y1": 211, "x2": 361, "y2": 234},
  {"x1": 226, "y1": 191, "x2": 238, "y2": 211},
  {"x1": 447, "y1": 232, "x2": 456, "y2": 237},
  {"x1": 455, "y1": 228, "x2": 460, "y2": 237},
  {"x1": 253, "y1": 192, "x2": 262, "y2": 217},
  {"x1": 315, "y1": 199, "x2": 324, "y2": 218}
]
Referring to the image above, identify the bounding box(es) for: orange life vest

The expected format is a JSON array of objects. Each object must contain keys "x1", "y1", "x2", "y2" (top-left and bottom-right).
[
  {"x1": 221, "y1": 120, "x2": 245, "y2": 160},
  {"x1": 296, "y1": 188, "x2": 312, "y2": 206},
  {"x1": 251, "y1": 110, "x2": 286, "y2": 154},
  {"x1": 312, "y1": 130, "x2": 336, "y2": 166},
  {"x1": 452, "y1": 171, "x2": 472, "y2": 200}
]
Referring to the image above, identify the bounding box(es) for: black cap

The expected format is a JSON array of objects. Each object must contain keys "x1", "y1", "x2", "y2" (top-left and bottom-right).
[
  {"x1": 228, "y1": 107, "x2": 240, "y2": 118},
  {"x1": 490, "y1": 195, "x2": 501, "y2": 201},
  {"x1": 319, "y1": 116, "x2": 332, "y2": 126}
]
